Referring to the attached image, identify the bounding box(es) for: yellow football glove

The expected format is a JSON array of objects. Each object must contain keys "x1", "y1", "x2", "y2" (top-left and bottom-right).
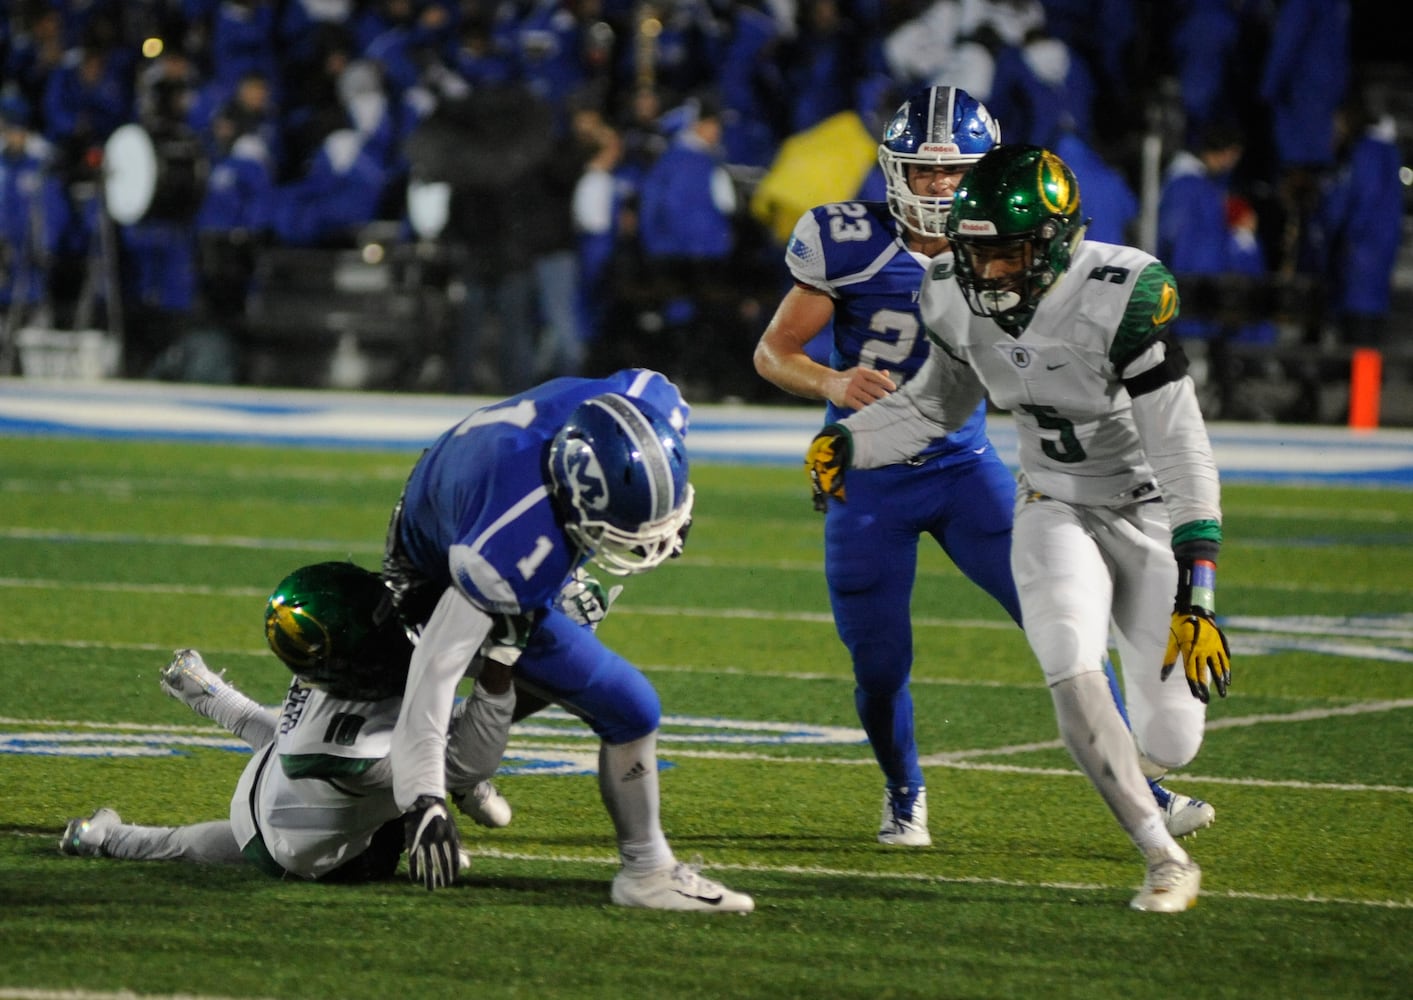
[
  {"x1": 1160, "y1": 556, "x2": 1230, "y2": 703},
  {"x1": 1161, "y1": 610, "x2": 1231, "y2": 703},
  {"x1": 805, "y1": 425, "x2": 852, "y2": 512}
]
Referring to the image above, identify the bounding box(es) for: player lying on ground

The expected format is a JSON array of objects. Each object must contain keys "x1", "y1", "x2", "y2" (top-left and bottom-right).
[{"x1": 59, "y1": 560, "x2": 514, "y2": 881}]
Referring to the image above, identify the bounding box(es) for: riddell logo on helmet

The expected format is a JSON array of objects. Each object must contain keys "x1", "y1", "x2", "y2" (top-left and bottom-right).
[
  {"x1": 956, "y1": 220, "x2": 997, "y2": 235},
  {"x1": 919, "y1": 142, "x2": 961, "y2": 155}
]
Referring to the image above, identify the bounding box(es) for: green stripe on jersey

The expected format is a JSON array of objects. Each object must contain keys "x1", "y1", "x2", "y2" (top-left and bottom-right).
[
  {"x1": 281, "y1": 753, "x2": 376, "y2": 779},
  {"x1": 1109, "y1": 262, "x2": 1180, "y2": 368}
]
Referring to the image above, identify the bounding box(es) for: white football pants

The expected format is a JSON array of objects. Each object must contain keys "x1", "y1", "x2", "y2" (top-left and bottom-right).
[{"x1": 1010, "y1": 488, "x2": 1207, "y2": 769}]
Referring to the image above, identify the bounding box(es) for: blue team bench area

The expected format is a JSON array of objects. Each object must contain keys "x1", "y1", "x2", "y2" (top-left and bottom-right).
[{"x1": 2, "y1": 377, "x2": 1412, "y2": 489}]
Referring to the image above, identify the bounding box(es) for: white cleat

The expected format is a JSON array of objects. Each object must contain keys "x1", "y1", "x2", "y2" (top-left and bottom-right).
[
  {"x1": 610, "y1": 860, "x2": 754, "y2": 913},
  {"x1": 1162, "y1": 793, "x2": 1215, "y2": 839},
  {"x1": 878, "y1": 787, "x2": 932, "y2": 847},
  {"x1": 59, "y1": 808, "x2": 120, "y2": 857},
  {"x1": 451, "y1": 780, "x2": 512, "y2": 829},
  {"x1": 159, "y1": 648, "x2": 231, "y2": 715},
  {"x1": 1131, "y1": 858, "x2": 1202, "y2": 912}
]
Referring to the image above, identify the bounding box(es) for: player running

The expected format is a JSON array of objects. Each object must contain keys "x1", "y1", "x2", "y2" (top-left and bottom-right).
[
  {"x1": 758, "y1": 86, "x2": 1212, "y2": 847},
  {"x1": 807, "y1": 145, "x2": 1231, "y2": 911}
]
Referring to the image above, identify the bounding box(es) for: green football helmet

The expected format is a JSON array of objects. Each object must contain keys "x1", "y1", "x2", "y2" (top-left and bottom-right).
[
  {"x1": 945, "y1": 144, "x2": 1087, "y2": 331},
  {"x1": 264, "y1": 561, "x2": 411, "y2": 701}
]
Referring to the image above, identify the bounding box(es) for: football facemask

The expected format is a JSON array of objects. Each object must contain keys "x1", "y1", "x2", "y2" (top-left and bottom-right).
[{"x1": 946, "y1": 145, "x2": 1086, "y2": 330}]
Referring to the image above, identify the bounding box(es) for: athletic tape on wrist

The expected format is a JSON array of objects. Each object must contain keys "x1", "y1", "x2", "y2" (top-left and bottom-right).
[{"x1": 1190, "y1": 559, "x2": 1216, "y2": 614}]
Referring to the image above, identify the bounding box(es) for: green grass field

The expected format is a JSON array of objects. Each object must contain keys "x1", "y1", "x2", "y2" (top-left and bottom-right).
[{"x1": 1, "y1": 433, "x2": 1410, "y2": 1000}]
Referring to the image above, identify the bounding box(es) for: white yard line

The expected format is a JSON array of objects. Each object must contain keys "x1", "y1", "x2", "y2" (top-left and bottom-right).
[{"x1": 4, "y1": 831, "x2": 1407, "y2": 911}]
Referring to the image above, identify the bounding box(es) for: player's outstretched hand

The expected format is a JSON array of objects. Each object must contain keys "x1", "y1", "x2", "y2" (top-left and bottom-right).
[
  {"x1": 805, "y1": 424, "x2": 852, "y2": 512},
  {"x1": 1161, "y1": 610, "x2": 1231, "y2": 703},
  {"x1": 404, "y1": 795, "x2": 461, "y2": 891}
]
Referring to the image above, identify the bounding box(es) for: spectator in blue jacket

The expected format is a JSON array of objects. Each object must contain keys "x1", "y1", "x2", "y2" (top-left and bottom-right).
[
  {"x1": 635, "y1": 91, "x2": 767, "y2": 398},
  {"x1": 40, "y1": 28, "x2": 133, "y2": 156},
  {"x1": 0, "y1": 93, "x2": 49, "y2": 323},
  {"x1": 208, "y1": 0, "x2": 281, "y2": 96},
  {"x1": 1259, "y1": 0, "x2": 1351, "y2": 272},
  {"x1": 714, "y1": 1, "x2": 786, "y2": 168},
  {"x1": 1158, "y1": 120, "x2": 1275, "y2": 346},
  {"x1": 271, "y1": 127, "x2": 389, "y2": 247},
  {"x1": 1259, "y1": 0, "x2": 1350, "y2": 175},
  {"x1": 1168, "y1": 0, "x2": 1260, "y2": 149},
  {"x1": 985, "y1": 25, "x2": 1095, "y2": 148},
  {"x1": 1306, "y1": 96, "x2": 1405, "y2": 349}
]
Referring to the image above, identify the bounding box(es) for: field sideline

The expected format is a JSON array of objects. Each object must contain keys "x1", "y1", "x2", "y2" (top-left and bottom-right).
[
  {"x1": 1, "y1": 379, "x2": 1410, "y2": 1000},
  {"x1": 3, "y1": 376, "x2": 1413, "y2": 484}
]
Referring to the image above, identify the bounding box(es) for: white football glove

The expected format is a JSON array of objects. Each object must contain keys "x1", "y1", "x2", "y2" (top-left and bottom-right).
[{"x1": 557, "y1": 568, "x2": 622, "y2": 631}]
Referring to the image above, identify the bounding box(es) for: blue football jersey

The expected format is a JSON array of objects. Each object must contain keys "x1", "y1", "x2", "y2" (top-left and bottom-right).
[
  {"x1": 397, "y1": 370, "x2": 689, "y2": 616},
  {"x1": 785, "y1": 200, "x2": 987, "y2": 458}
]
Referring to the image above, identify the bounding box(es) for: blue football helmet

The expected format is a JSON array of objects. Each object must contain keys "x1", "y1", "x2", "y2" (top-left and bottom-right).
[
  {"x1": 878, "y1": 85, "x2": 1001, "y2": 238},
  {"x1": 548, "y1": 393, "x2": 695, "y2": 576}
]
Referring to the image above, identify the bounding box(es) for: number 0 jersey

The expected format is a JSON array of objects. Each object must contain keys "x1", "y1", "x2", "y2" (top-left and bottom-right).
[{"x1": 785, "y1": 200, "x2": 987, "y2": 459}]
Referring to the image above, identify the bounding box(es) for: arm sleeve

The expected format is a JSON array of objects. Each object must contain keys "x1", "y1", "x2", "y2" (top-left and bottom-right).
[
  {"x1": 839, "y1": 343, "x2": 987, "y2": 469},
  {"x1": 232, "y1": 708, "x2": 279, "y2": 751},
  {"x1": 1128, "y1": 363, "x2": 1223, "y2": 551},
  {"x1": 443, "y1": 679, "x2": 516, "y2": 791},
  {"x1": 203, "y1": 684, "x2": 278, "y2": 750},
  {"x1": 390, "y1": 586, "x2": 494, "y2": 811}
]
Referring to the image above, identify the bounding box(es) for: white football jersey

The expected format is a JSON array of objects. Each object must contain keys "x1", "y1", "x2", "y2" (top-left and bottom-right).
[
  {"x1": 920, "y1": 241, "x2": 1170, "y2": 504},
  {"x1": 844, "y1": 239, "x2": 1219, "y2": 528},
  {"x1": 230, "y1": 683, "x2": 399, "y2": 879}
]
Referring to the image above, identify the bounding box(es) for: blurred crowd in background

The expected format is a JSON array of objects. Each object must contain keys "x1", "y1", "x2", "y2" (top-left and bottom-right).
[{"x1": 0, "y1": 0, "x2": 1406, "y2": 411}]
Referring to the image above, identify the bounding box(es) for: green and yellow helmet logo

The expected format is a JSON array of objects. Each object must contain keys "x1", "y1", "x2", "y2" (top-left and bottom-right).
[
  {"x1": 265, "y1": 596, "x2": 331, "y2": 672},
  {"x1": 1154, "y1": 281, "x2": 1179, "y2": 326},
  {"x1": 1035, "y1": 149, "x2": 1080, "y2": 217}
]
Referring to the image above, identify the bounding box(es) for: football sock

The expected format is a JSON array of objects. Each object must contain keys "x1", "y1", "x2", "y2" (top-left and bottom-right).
[
  {"x1": 1050, "y1": 672, "x2": 1188, "y2": 865},
  {"x1": 1101, "y1": 656, "x2": 1175, "y2": 800},
  {"x1": 599, "y1": 731, "x2": 673, "y2": 874},
  {"x1": 104, "y1": 820, "x2": 245, "y2": 864}
]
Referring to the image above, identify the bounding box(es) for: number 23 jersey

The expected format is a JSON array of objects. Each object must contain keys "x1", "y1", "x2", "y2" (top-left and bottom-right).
[{"x1": 787, "y1": 200, "x2": 987, "y2": 457}]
